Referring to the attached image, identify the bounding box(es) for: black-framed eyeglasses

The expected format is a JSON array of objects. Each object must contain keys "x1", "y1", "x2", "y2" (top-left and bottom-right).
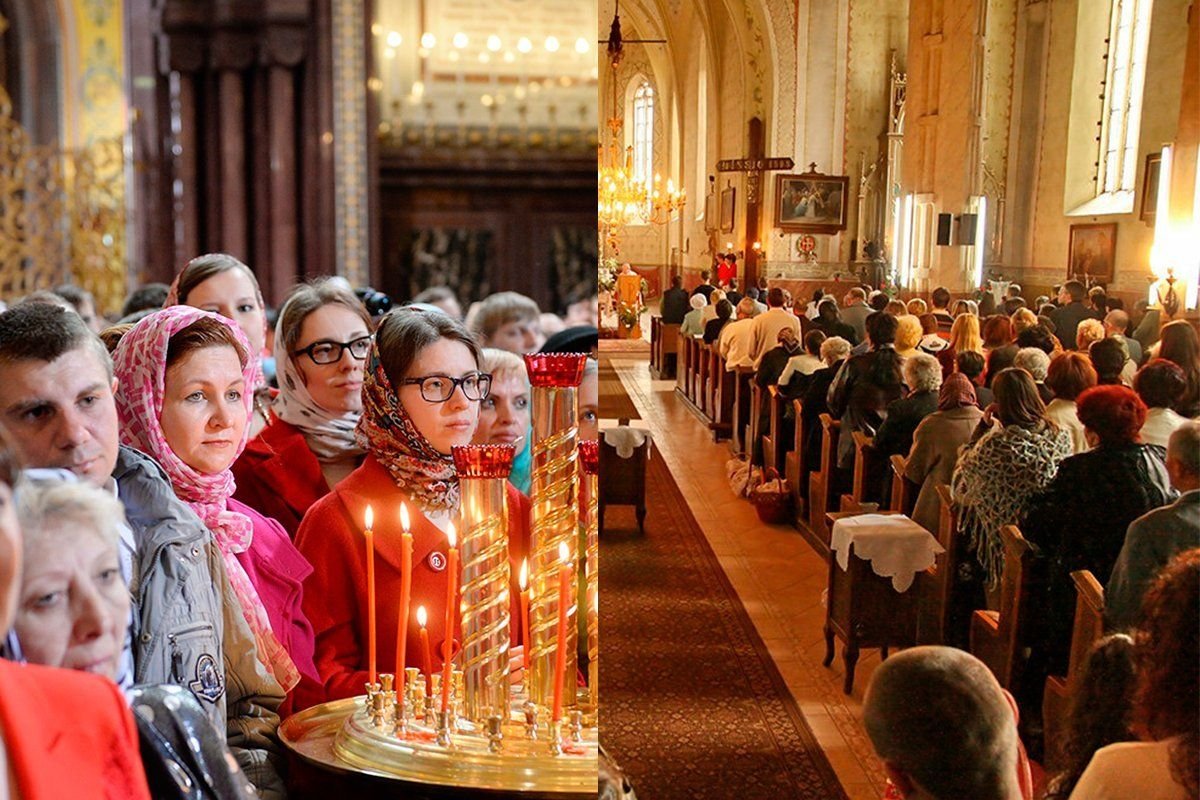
[
  {"x1": 400, "y1": 372, "x2": 493, "y2": 403},
  {"x1": 294, "y1": 336, "x2": 373, "y2": 365}
]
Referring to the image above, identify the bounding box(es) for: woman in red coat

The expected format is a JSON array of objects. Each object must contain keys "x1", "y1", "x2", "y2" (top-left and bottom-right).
[
  {"x1": 296, "y1": 308, "x2": 531, "y2": 705},
  {"x1": 234, "y1": 279, "x2": 373, "y2": 536}
]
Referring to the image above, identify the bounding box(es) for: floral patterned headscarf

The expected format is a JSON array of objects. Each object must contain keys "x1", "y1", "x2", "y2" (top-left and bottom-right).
[
  {"x1": 355, "y1": 348, "x2": 460, "y2": 512},
  {"x1": 112, "y1": 306, "x2": 299, "y2": 690}
]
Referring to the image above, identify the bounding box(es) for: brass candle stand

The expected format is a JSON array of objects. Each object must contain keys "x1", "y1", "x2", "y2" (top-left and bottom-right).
[{"x1": 578, "y1": 440, "x2": 599, "y2": 718}]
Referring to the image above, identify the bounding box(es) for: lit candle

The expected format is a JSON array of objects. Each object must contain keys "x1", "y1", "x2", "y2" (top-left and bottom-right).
[
  {"x1": 519, "y1": 558, "x2": 530, "y2": 672},
  {"x1": 418, "y1": 605, "x2": 432, "y2": 695},
  {"x1": 440, "y1": 523, "x2": 459, "y2": 714},
  {"x1": 552, "y1": 540, "x2": 572, "y2": 723},
  {"x1": 395, "y1": 504, "x2": 414, "y2": 710},
  {"x1": 364, "y1": 505, "x2": 376, "y2": 686}
]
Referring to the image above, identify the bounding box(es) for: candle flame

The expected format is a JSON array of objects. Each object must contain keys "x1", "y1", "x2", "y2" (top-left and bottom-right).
[
  {"x1": 399, "y1": 503, "x2": 410, "y2": 533},
  {"x1": 559, "y1": 541, "x2": 569, "y2": 563},
  {"x1": 417, "y1": 605, "x2": 427, "y2": 627},
  {"x1": 519, "y1": 558, "x2": 528, "y2": 590},
  {"x1": 446, "y1": 522, "x2": 456, "y2": 549},
  {"x1": 364, "y1": 504, "x2": 373, "y2": 530}
]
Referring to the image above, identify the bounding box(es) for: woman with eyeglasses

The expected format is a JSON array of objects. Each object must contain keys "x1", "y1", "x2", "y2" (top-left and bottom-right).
[
  {"x1": 294, "y1": 307, "x2": 532, "y2": 706},
  {"x1": 233, "y1": 279, "x2": 374, "y2": 537}
]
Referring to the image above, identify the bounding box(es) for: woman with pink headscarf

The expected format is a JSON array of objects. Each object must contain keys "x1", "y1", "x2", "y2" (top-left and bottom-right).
[{"x1": 111, "y1": 306, "x2": 318, "y2": 712}]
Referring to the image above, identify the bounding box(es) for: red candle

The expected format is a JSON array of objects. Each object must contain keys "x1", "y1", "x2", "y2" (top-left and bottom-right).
[
  {"x1": 418, "y1": 606, "x2": 432, "y2": 695},
  {"x1": 552, "y1": 541, "x2": 572, "y2": 723},
  {"x1": 440, "y1": 523, "x2": 459, "y2": 714},
  {"x1": 518, "y1": 558, "x2": 530, "y2": 672},
  {"x1": 364, "y1": 505, "x2": 376, "y2": 686},
  {"x1": 395, "y1": 504, "x2": 414, "y2": 708}
]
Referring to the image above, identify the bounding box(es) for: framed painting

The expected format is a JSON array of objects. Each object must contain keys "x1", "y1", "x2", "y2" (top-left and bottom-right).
[
  {"x1": 1067, "y1": 223, "x2": 1117, "y2": 283},
  {"x1": 720, "y1": 186, "x2": 736, "y2": 233},
  {"x1": 774, "y1": 171, "x2": 849, "y2": 233},
  {"x1": 704, "y1": 192, "x2": 718, "y2": 232},
  {"x1": 1140, "y1": 152, "x2": 1161, "y2": 225}
]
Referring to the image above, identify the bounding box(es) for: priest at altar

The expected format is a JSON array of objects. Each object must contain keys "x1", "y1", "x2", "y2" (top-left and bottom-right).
[{"x1": 616, "y1": 263, "x2": 645, "y2": 339}]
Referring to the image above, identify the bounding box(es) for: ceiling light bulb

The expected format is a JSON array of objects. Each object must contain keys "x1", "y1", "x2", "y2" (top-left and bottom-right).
[
  {"x1": 452, "y1": 32, "x2": 468, "y2": 49},
  {"x1": 517, "y1": 37, "x2": 532, "y2": 53},
  {"x1": 575, "y1": 37, "x2": 589, "y2": 54},
  {"x1": 386, "y1": 31, "x2": 401, "y2": 48},
  {"x1": 545, "y1": 36, "x2": 559, "y2": 52},
  {"x1": 420, "y1": 32, "x2": 436, "y2": 49},
  {"x1": 487, "y1": 35, "x2": 502, "y2": 52}
]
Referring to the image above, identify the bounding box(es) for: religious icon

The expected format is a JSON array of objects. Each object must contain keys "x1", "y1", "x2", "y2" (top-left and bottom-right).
[
  {"x1": 1067, "y1": 223, "x2": 1117, "y2": 283},
  {"x1": 774, "y1": 170, "x2": 849, "y2": 233},
  {"x1": 720, "y1": 186, "x2": 736, "y2": 233}
]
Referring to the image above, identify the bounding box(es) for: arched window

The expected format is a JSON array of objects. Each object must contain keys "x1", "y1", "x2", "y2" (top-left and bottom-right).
[
  {"x1": 632, "y1": 81, "x2": 654, "y2": 188},
  {"x1": 1096, "y1": 0, "x2": 1154, "y2": 196}
]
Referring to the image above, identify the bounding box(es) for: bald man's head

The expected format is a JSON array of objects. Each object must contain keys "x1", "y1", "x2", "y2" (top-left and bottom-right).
[{"x1": 863, "y1": 647, "x2": 1023, "y2": 800}]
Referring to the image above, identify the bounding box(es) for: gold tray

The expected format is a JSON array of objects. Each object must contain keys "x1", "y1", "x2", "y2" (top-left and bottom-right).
[{"x1": 280, "y1": 698, "x2": 598, "y2": 798}]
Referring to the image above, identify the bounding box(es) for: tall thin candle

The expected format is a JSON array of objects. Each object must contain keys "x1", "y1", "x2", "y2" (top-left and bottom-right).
[
  {"x1": 440, "y1": 523, "x2": 459, "y2": 714},
  {"x1": 418, "y1": 606, "x2": 432, "y2": 694},
  {"x1": 519, "y1": 558, "x2": 530, "y2": 672},
  {"x1": 364, "y1": 505, "x2": 376, "y2": 686},
  {"x1": 395, "y1": 504, "x2": 414, "y2": 711},
  {"x1": 552, "y1": 541, "x2": 571, "y2": 723}
]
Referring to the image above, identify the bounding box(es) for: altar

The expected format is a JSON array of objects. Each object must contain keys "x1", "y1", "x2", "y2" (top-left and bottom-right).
[{"x1": 759, "y1": 262, "x2": 867, "y2": 307}]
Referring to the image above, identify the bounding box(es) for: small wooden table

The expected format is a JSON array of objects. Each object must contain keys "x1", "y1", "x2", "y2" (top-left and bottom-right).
[{"x1": 822, "y1": 511, "x2": 919, "y2": 694}]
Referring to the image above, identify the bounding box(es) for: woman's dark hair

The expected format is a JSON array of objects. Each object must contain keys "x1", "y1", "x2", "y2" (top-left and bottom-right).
[
  {"x1": 277, "y1": 279, "x2": 373, "y2": 355},
  {"x1": 376, "y1": 307, "x2": 481, "y2": 389},
  {"x1": 1076, "y1": 385, "x2": 1147, "y2": 446},
  {"x1": 956, "y1": 351, "x2": 986, "y2": 382},
  {"x1": 865, "y1": 313, "x2": 903, "y2": 387},
  {"x1": 1046, "y1": 634, "x2": 1137, "y2": 800},
  {"x1": 985, "y1": 346, "x2": 1017, "y2": 388},
  {"x1": 1046, "y1": 352, "x2": 1098, "y2": 402},
  {"x1": 1089, "y1": 337, "x2": 1129, "y2": 385},
  {"x1": 817, "y1": 299, "x2": 839, "y2": 323},
  {"x1": 918, "y1": 313, "x2": 939, "y2": 336},
  {"x1": 992, "y1": 367, "x2": 1047, "y2": 428},
  {"x1": 716, "y1": 299, "x2": 733, "y2": 321},
  {"x1": 166, "y1": 317, "x2": 249, "y2": 370},
  {"x1": 981, "y1": 315, "x2": 1013, "y2": 349},
  {"x1": 1016, "y1": 324, "x2": 1055, "y2": 354},
  {"x1": 804, "y1": 329, "x2": 826, "y2": 356},
  {"x1": 175, "y1": 254, "x2": 263, "y2": 307},
  {"x1": 1132, "y1": 548, "x2": 1199, "y2": 797},
  {"x1": 867, "y1": 311, "x2": 898, "y2": 347},
  {"x1": 1159, "y1": 320, "x2": 1200, "y2": 414},
  {"x1": 1133, "y1": 359, "x2": 1187, "y2": 409}
]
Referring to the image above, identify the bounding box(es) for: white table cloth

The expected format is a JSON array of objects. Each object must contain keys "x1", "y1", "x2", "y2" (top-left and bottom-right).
[{"x1": 830, "y1": 513, "x2": 944, "y2": 593}]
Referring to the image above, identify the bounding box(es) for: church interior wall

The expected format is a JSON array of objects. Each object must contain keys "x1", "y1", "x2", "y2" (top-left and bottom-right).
[{"x1": 1017, "y1": 0, "x2": 1191, "y2": 302}]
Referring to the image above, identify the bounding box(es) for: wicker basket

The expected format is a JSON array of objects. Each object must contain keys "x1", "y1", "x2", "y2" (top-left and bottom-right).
[{"x1": 749, "y1": 468, "x2": 791, "y2": 525}]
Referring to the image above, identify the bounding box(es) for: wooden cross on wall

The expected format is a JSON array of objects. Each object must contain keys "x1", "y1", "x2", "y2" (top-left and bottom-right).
[{"x1": 716, "y1": 117, "x2": 793, "y2": 288}]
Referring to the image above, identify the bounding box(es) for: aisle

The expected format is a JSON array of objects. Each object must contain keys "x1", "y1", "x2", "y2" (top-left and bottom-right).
[{"x1": 603, "y1": 355, "x2": 888, "y2": 800}]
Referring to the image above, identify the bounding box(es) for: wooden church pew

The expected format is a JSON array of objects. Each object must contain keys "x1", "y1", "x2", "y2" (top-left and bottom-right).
[
  {"x1": 729, "y1": 365, "x2": 755, "y2": 454},
  {"x1": 709, "y1": 351, "x2": 736, "y2": 441},
  {"x1": 785, "y1": 398, "x2": 806, "y2": 521},
  {"x1": 888, "y1": 454, "x2": 917, "y2": 516},
  {"x1": 806, "y1": 413, "x2": 841, "y2": 554},
  {"x1": 649, "y1": 317, "x2": 679, "y2": 379},
  {"x1": 969, "y1": 524, "x2": 1036, "y2": 691},
  {"x1": 760, "y1": 386, "x2": 788, "y2": 475},
  {"x1": 916, "y1": 484, "x2": 961, "y2": 646},
  {"x1": 839, "y1": 432, "x2": 885, "y2": 513},
  {"x1": 1042, "y1": 571, "x2": 1106, "y2": 774}
]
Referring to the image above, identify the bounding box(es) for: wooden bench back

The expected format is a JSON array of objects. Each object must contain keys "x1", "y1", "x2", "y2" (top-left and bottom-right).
[
  {"x1": 888, "y1": 454, "x2": 915, "y2": 515},
  {"x1": 970, "y1": 524, "x2": 1036, "y2": 690}
]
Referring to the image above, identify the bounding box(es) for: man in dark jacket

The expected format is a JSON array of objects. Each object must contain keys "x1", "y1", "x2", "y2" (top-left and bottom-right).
[
  {"x1": 660, "y1": 274, "x2": 690, "y2": 324},
  {"x1": 692, "y1": 270, "x2": 716, "y2": 302},
  {"x1": 724, "y1": 277, "x2": 744, "y2": 309},
  {"x1": 1050, "y1": 280, "x2": 1097, "y2": 350},
  {"x1": 813, "y1": 299, "x2": 859, "y2": 345}
]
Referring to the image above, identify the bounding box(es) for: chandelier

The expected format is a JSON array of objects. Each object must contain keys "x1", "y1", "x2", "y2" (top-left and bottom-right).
[{"x1": 597, "y1": 4, "x2": 684, "y2": 251}]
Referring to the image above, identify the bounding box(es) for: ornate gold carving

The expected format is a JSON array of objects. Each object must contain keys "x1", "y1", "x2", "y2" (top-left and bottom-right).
[{"x1": 0, "y1": 87, "x2": 125, "y2": 312}]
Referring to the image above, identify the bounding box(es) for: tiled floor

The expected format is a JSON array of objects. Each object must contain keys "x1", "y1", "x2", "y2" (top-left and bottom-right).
[{"x1": 602, "y1": 348, "x2": 888, "y2": 800}]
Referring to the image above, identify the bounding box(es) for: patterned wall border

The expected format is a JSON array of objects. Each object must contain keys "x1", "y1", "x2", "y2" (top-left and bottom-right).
[{"x1": 332, "y1": 0, "x2": 370, "y2": 286}]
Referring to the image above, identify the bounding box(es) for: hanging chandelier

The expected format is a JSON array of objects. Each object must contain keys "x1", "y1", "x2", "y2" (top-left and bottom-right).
[{"x1": 596, "y1": 4, "x2": 684, "y2": 250}]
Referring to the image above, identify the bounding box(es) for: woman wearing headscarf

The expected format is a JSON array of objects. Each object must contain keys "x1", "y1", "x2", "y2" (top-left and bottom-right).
[
  {"x1": 679, "y1": 293, "x2": 707, "y2": 337},
  {"x1": 233, "y1": 279, "x2": 372, "y2": 536},
  {"x1": 294, "y1": 308, "x2": 532, "y2": 705},
  {"x1": 112, "y1": 307, "x2": 318, "y2": 707},
  {"x1": 905, "y1": 372, "x2": 984, "y2": 539}
]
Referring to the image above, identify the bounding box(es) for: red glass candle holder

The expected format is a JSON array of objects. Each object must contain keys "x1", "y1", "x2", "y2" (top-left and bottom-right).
[
  {"x1": 523, "y1": 353, "x2": 587, "y2": 388},
  {"x1": 452, "y1": 444, "x2": 517, "y2": 478},
  {"x1": 577, "y1": 440, "x2": 599, "y2": 475}
]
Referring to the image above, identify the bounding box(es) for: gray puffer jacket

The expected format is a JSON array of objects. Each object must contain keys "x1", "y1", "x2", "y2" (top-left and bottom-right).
[{"x1": 114, "y1": 446, "x2": 286, "y2": 798}]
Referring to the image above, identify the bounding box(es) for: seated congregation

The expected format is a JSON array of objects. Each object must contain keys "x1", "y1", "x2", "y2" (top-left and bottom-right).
[
  {"x1": 658, "y1": 277, "x2": 1198, "y2": 800},
  {"x1": 0, "y1": 257, "x2": 599, "y2": 798}
]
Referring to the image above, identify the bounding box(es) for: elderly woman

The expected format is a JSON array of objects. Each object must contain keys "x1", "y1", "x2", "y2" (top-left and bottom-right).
[
  {"x1": 894, "y1": 314, "x2": 924, "y2": 360},
  {"x1": 905, "y1": 373, "x2": 983, "y2": 535},
  {"x1": 167, "y1": 254, "x2": 272, "y2": 437},
  {"x1": 14, "y1": 478, "x2": 256, "y2": 798},
  {"x1": 233, "y1": 279, "x2": 372, "y2": 536},
  {"x1": 680, "y1": 293, "x2": 707, "y2": 337},
  {"x1": 875, "y1": 352, "x2": 942, "y2": 461},
  {"x1": 1134, "y1": 359, "x2": 1191, "y2": 448},
  {"x1": 952, "y1": 368, "x2": 1073, "y2": 592},
  {"x1": 1024, "y1": 385, "x2": 1174, "y2": 677},
  {"x1": 295, "y1": 308, "x2": 531, "y2": 704},
  {"x1": 1045, "y1": 352, "x2": 1098, "y2": 454},
  {"x1": 112, "y1": 307, "x2": 318, "y2": 706},
  {"x1": 473, "y1": 348, "x2": 533, "y2": 492},
  {"x1": 1014, "y1": 346, "x2": 1053, "y2": 404},
  {"x1": 0, "y1": 438, "x2": 153, "y2": 799},
  {"x1": 800, "y1": 336, "x2": 853, "y2": 482}
]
